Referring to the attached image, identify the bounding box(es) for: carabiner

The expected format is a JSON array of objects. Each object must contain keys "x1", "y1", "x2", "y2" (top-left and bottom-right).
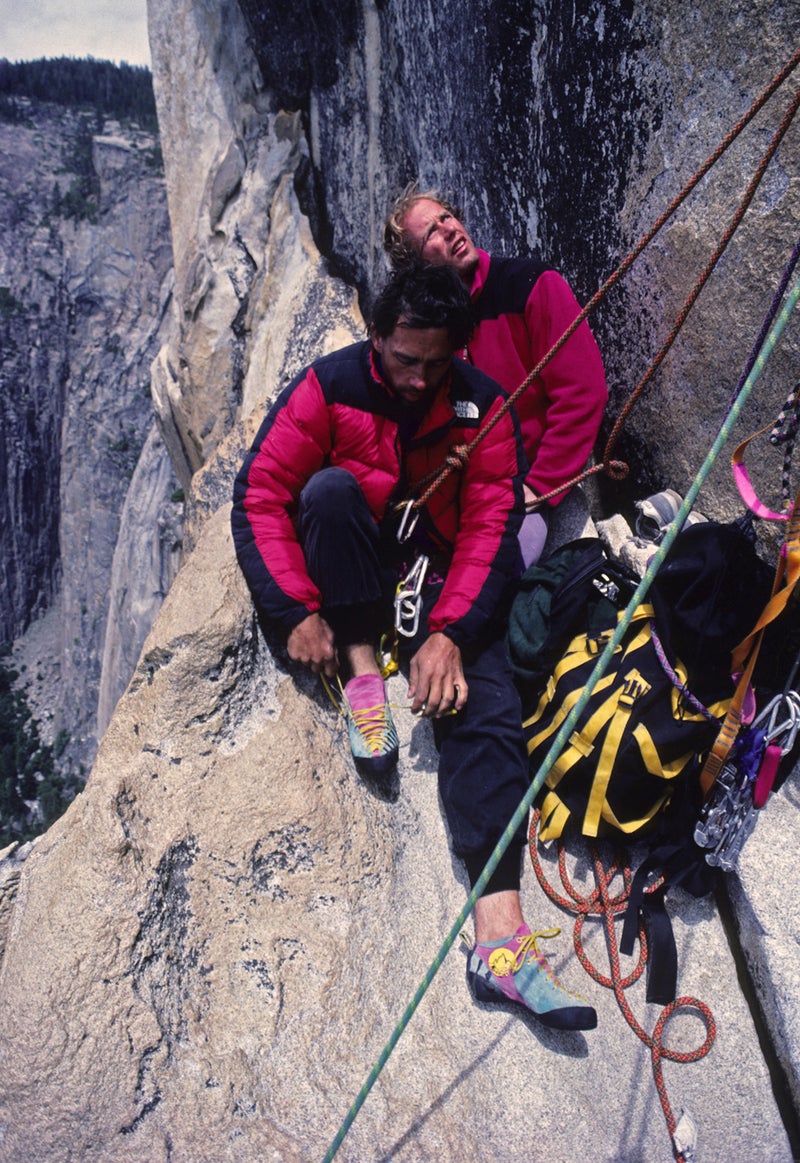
[
  {"x1": 396, "y1": 500, "x2": 420, "y2": 544},
  {"x1": 394, "y1": 554, "x2": 429, "y2": 638},
  {"x1": 754, "y1": 690, "x2": 800, "y2": 756}
]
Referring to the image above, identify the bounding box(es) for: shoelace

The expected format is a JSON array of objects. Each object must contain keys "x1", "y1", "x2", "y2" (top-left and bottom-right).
[
  {"x1": 461, "y1": 926, "x2": 588, "y2": 999},
  {"x1": 350, "y1": 701, "x2": 394, "y2": 752},
  {"x1": 514, "y1": 930, "x2": 591, "y2": 1001},
  {"x1": 321, "y1": 672, "x2": 457, "y2": 724},
  {"x1": 320, "y1": 674, "x2": 394, "y2": 752},
  {"x1": 510, "y1": 928, "x2": 561, "y2": 972}
]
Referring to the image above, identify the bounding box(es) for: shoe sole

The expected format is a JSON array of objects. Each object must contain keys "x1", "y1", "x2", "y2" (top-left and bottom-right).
[
  {"x1": 352, "y1": 750, "x2": 399, "y2": 777},
  {"x1": 468, "y1": 968, "x2": 598, "y2": 1031}
]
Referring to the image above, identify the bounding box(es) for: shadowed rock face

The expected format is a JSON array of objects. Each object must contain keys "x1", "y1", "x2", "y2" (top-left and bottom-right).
[
  {"x1": 0, "y1": 100, "x2": 177, "y2": 764},
  {"x1": 154, "y1": 0, "x2": 800, "y2": 526},
  {"x1": 0, "y1": 2, "x2": 799, "y2": 1159}
]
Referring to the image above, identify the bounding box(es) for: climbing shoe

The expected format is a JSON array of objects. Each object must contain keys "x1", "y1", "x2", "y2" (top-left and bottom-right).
[
  {"x1": 465, "y1": 924, "x2": 597, "y2": 1031},
  {"x1": 343, "y1": 673, "x2": 399, "y2": 778}
]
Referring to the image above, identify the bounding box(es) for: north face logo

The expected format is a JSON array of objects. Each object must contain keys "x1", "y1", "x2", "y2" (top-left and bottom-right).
[{"x1": 453, "y1": 399, "x2": 480, "y2": 420}]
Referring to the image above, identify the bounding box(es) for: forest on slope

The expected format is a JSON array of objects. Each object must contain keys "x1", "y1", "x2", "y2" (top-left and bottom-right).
[{"x1": 0, "y1": 56, "x2": 158, "y2": 131}]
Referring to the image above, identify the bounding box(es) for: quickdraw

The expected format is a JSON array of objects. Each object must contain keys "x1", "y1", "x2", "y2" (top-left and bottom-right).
[{"x1": 694, "y1": 684, "x2": 800, "y2": 870}]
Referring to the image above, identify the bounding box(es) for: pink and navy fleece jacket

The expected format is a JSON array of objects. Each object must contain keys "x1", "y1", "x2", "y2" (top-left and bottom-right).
[
  {"x1": 466, "y1": 248, "x2": 608, "y2": 505},
  {"x1": 231, "y1": 339, "x2": 526, "y2": 650}
]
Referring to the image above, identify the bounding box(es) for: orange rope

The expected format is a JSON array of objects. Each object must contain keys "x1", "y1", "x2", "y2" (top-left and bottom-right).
[{"x1": 528, "y1": 810, "x2": 716, "y2": 1163}]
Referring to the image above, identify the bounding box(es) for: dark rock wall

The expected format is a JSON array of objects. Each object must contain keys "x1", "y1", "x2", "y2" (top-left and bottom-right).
[
  {"x1": 0, "y1": 264, "x2": 68, "y2": 637},
  {"x1": 238, "y1": 1, "x2": 660, "y2": 303}
]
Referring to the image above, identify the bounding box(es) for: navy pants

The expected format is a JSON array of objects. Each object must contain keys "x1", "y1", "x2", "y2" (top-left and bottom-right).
[{"x1": 298, "y1": 467, "x2": 530, "y2": 893}]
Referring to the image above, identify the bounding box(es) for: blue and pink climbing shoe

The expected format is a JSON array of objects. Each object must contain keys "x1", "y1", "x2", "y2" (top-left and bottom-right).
[
  {"x1": 344, "y1": 673, "x2": 399, "y2": 777},
  {"x1": 466, "y1": 924, "x2": 597, "y2": 1030}
]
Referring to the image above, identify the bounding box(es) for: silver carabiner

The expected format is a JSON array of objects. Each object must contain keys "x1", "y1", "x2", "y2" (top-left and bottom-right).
[
  {"x1": 396, "y1": 501, "x2": 420, "y2": 544},
  {"x1": 394, "y1": 554, "x2": 429, "y2": 638},
  {"x1": 754, "y1": 690, "x2": 800, "y2": 756}
]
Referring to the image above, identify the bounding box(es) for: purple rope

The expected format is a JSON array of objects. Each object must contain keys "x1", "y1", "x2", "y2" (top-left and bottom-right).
[{"x1": 649, "y1": 622, "x2": 719, "y2": 723}]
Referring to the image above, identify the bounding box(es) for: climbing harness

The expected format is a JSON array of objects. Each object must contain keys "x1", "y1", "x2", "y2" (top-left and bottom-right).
[
  {"x1": 322, "y1": 49, "x2": 800, "y2": 1162},
  {"x1": 528, "y1": 809, "x2": 715, "y2": 1163}
]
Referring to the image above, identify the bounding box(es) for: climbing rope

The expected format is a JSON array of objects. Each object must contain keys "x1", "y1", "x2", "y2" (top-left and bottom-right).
[
  {"x1": 770, "y1": 381, "x2": 800, "y2": 511},
  {"x1": 321, "y1": 269, "x2": 800, "y2": 1162},
  {"x1": 593, "y1": 79, "x2": 800, "y2": 499},
  {"x1": 528, "y1": 809, "x2": 716, "y2": 1163},
  {"x1": 397, "y1": 46, "x2": 800, "y2": 517}
]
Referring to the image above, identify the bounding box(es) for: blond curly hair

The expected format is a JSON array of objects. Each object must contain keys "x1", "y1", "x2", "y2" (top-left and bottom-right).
[{"x1": 383, "y1": 181, "x2": 464, "y2": 267}]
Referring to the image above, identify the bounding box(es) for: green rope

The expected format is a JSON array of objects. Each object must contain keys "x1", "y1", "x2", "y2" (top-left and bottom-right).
[{"x1": 321, "y1": 276, "x2": 800, "y2": 1162}]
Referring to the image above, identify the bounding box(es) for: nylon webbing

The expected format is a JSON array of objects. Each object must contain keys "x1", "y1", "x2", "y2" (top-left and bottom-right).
[{"x1": 321, "y1": 273, "x2": 800, "y2": 1162}]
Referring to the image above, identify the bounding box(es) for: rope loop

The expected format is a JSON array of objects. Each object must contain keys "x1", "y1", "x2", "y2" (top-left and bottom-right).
[
  {"x1": 445, "y1": 443, "x2": 470, "y2": 471},
  {"x1": 652, "y1": 998, "x2": 717, "y2": 1068},
  {"x1": 603, "y1": 459, "x2": 630, "y2": 482},
  {"x1": 528, "y1": 810, "x2": 716, "y2": 1160}
]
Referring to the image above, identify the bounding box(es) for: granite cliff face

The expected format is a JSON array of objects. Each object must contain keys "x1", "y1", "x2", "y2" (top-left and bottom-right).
[
  {"x1": 148, "y1": 0, "x2": 800, "y2": 540},
  {"x1": 0, "y1": 96, "x2": 178, "y2": 764},
  {"x1": 1, "y1": 4, "x2": 800, "y2": 1160},
  {"x1": 239, "y1": 0, "x2": 800, "y2": 513}
]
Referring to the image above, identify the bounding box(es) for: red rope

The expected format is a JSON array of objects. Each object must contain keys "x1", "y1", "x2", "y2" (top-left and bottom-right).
[
  {"x1": 528, "y1": 810, "x2": 716, "y2": 1162},
  {"x1": 595, "y1": 80, "x2": 800, "y2": 490}
]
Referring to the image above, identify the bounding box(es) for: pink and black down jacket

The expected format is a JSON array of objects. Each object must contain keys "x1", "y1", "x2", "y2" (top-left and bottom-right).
[
  {"x1": 466, "y1": 249, "x2": 608, "y2": 505},
  {"x1": 231, "y1": 339, "x2": 526, "y2": 649}
]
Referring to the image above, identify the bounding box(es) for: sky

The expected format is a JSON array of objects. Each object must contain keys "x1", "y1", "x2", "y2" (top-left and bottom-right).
[{"x1": 0, "y1": 0, "x2": 151, "y2": 67}]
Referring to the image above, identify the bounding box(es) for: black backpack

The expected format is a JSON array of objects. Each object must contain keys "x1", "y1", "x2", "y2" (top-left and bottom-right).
[
  {"x1": 508, "y1": 520, "x2": 773, "y2": 844},
  {"x1": 507, "y1": 518, "x2": 775, "y2": 1001}
]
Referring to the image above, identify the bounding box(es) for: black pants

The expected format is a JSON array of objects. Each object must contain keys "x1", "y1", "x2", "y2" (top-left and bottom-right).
[{"x1": 298, "y1": 467, "x2": 529, "y2": 892}]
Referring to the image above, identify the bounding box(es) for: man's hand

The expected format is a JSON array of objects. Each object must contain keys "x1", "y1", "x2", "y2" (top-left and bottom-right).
[
  {"x1": 407, "y1": 632, "x2": 468, "y2": 718},
  {"x1": 287, "y1": 613, "x2": 339, "y2": 678}
]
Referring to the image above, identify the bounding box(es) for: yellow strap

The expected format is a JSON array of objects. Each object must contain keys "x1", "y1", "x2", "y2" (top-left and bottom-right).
[
  {"x1": 583, "y1": 682, "x2": 640, "y2": 836},
  {"x1": 602, "y1": 793, "x2": 671, "y2": 835},
  {"x1": 529, "y1": 603, "x2": 703, "y2": 836},
  {"x1": 527, "y1": 681, "x2": 618, "y2": 787},
  {"x1": 632, "y1": 722, "x2": 693, "y2": 779},
  {"x1": 701, "y1": 484, "x2": 800, "y2": 794},
  {"x1": 538, "y1": 793, "x2": 571, "y2": 841}
]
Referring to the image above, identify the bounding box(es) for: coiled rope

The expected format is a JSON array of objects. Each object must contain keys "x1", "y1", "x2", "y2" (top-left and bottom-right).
[
  {"x1": 399, "y1": 45, "x2": 800, "y2": 517},
  {"x1": 528, "y1": 809, "x2": 716, "y2": 1162},
  {"x1": 322, "y1": 266, "x2": 800, "y2": 1162}
]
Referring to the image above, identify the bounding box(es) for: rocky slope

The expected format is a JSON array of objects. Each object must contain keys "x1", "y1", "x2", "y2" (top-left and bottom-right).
[{"x1": 0, "y1": 96, "x2": 178, "y2": 767}]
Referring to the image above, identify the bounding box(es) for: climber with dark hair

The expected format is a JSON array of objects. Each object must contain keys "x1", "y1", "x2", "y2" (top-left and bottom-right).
[
  {"x1": 231, "y1": 261, "x2": 597, "y2": 1032},
  {"x1": 384, "y1": 182, "x2": 609, "y2": 570}
]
